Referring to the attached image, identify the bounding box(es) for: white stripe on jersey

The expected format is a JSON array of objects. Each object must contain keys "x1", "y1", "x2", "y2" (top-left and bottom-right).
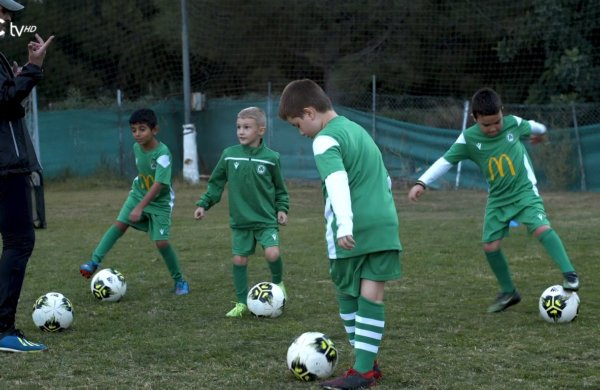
[
  {"x1": 325, "y1": 197, "x2": 337, "y2": 259},
  {"x1": 224, "y1": 157, "x2": 275, "y2": 166},
  {"x1": 523, "y1": 155, "x2": 540, "y2": 196},
  {"x1": 313, "y1": 135, "x2": 339, "y2": 156}
]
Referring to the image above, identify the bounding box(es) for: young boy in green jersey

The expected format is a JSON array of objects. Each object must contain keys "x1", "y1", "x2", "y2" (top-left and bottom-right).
[
  {"x1": 279, "y1": 79, "x2": 402, "y2": 390},
  {"x1": 408, "y1": 87, "x2": 579, "y2": 313},
  {"x1": 194, "y1": 107, "x2": 289, "y2": 317},
  {"x1": 80, "y1": 108, "x2": 189, "y2": 296}
]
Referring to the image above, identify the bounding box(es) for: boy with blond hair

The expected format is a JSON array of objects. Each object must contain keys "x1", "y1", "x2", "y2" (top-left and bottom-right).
[{"x1": 194, "y1": 107, "x2": 289, "y2": 317}]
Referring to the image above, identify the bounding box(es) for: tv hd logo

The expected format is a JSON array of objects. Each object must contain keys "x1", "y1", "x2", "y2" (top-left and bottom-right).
[{"x1": 0, "y1": 18, "x2": 37, "y2": 38}]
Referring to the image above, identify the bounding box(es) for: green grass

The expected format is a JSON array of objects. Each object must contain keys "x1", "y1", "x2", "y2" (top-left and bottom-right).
[{"x1": 1, "y1": 182, "x2": 599, "y2": 389}]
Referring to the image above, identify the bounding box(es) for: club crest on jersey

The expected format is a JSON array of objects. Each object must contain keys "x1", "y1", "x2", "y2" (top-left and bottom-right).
[
  {"x1": 234, "y1": 162, "x2": 240, "y2": 169},
  {"x1": 507, "y1": 132, "x2": 515, "y2": 142},
  {"x1": 476, "y1": 142, "x2": 482, "y2": 150},
  {"x1": 257, "y1": 164, "x2": 266, "y2": 175}
]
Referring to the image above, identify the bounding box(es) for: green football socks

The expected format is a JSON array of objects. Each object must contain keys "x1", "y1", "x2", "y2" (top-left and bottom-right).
[
  {"x1": 92, "y1": 224, "x2": 124, "y2": 264},
  {"x1": 232, "y1": 264, "x2": 249, "y2": 304},
  {"x1": 538, "y1": 229, "x2": 575, "y2": 273},
  {"x1": 353, "y1": 296, "x2": 384, "y2": 374},
  {"x1": 158, "y1": 244, "x2": 183, "y2": 282},
  {"x1": 485, "y1": 249, "x2": 515, "y2": 293},
  {"x1": 337, "y1": 293, "x2": 359, "y2": 347},
  {"x1": 268, "y1": 256, "x2": 283, "y2": 284}
]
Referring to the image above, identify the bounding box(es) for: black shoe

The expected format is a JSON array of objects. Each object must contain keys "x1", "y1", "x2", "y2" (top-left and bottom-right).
[
  {"x1": 320, "y1": 368, "x2": 377, "y2": 389},
  {"x1": 562, "y1": 272, "x2": 579, "y2": 291},
  {"x1": 487, "y1": 290, "x2": 521, "y2": 313}
]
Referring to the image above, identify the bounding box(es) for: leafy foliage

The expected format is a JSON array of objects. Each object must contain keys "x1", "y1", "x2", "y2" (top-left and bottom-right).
[{"x1": 3, "y1": 0, "x2": 599, "y2": 107}]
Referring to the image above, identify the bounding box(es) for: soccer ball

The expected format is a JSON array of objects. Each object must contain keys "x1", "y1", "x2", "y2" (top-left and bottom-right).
[
  {"x1": 31, "y1": 292, "x2": 74, "y2": 332},
  {"x1": 539, "y1": 285, "x2": 580, "y2": 323},
  {"x1": 287, "y1": 332, "x2": 338, "y2": 381},
  {"x1": 247, "y1": 282, "x2": 285, "y2": 318},
  {"x1": 91, "y1": 268, "x2": 127, "y2": 302}
]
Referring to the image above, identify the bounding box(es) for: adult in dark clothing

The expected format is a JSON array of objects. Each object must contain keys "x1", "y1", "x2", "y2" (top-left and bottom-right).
[{"x1": 0, "y1": 0, "x2": 54, "y2": 353}]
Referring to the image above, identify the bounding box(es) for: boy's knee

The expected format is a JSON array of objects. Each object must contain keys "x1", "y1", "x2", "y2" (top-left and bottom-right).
[
  {"x1": 264, "y1": 246, "x2": 280, "y2": 261},
  {"x1": 155, "y1": 240, "x2": 169, "y2": 250}
]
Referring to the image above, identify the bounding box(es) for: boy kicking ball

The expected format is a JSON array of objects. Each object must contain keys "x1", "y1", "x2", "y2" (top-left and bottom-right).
[{"x1": 408, "y1": 87, "x2": 579, "y2": 313}]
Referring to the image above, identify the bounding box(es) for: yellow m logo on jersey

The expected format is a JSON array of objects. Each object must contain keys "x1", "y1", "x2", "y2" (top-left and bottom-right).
[
  {"x1": 138, "y1": 174, "x2": 155, "y2": 190},
  {"x1": 488, "y1": 154, "x2": 515, "y2": 180}
]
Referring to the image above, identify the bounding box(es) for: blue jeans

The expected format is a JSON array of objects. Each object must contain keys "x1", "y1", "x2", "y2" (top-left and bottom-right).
[{"x1": 0, "y1": 174, "x2": 35, "y2": 334}]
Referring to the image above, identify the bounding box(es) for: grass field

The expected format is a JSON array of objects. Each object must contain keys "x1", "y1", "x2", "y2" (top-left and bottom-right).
[{"x1": 1, "y1": 180, "x2": 599, "y2": 389}]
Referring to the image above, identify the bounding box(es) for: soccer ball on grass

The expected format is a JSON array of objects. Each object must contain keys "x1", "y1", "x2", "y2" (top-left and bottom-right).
[
  {"x1": 91, "y1": 268, "x2": 127, "y2": 302},
  {"x1": 246, "y1": 282, "x2": 285, "y2": 318},
  {"x1": 538, "y1": 284, "x2": 579, "y2": 323},
  {"x1": 287, "y1": 331, "x2": 338, "y2": 381},
  {"x1": 31, "y1": 292, "x2": 74, "y2": 332}
]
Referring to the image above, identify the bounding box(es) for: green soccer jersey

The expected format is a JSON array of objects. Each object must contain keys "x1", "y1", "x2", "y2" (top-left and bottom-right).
[
  {"x1": 129, "y1": 142, "x2": 175, "y2": 214},
  {"x1": 314, "y1": 116, "x2": 401, "y2": 259},
  {"x1": 443, "y1": 115, "x2": 539, "y2": 207},
  {"x1": 196, "y1": 141, "x2": 289, "y2": 229}
]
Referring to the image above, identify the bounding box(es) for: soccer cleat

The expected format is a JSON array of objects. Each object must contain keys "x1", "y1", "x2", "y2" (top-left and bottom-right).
[
  {"x1": 277, "y1": 281, "x2": 288, "y2": 301},
  {"x1": 320, "y1": 368, "x2": 378, "y2": 389},
  {"x1": 372, "y1": 360, "x2": 382, "y2": 380},
  {"x1": 562, "y1": 272, "x2": 580, "y2": 291},
  {"x1": 175, "y1": 280, "x2": 190, "y2": 295},
  {"x1": 487, "y1": 290, "x2": 522, "y2": 313},
  {"x1": 0, "y1": 329, "x2": 48, "y2": 353},
  {"x1": 79, "y1": 260, "x2": 99, "y2": 279},
  {"x1": 226, "y1": 302, "x2": 248, "y2": 318}
]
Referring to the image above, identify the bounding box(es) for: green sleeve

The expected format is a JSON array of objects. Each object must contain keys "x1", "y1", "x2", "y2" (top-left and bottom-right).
[
  {"x1": 272, "y1": 158, "x2": 289, "y2": 213},
  {"x1": 196, "y1": 154, "x2": 227, "y2": 209}
]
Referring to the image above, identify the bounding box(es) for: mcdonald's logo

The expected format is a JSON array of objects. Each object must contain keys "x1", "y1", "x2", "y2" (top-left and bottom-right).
[
  {"x1": 138, "y1": 174, "x2": 155, "y2": 190},
  {"x1": 488, "y1": 154, "x2": 515, "y2": 180}
]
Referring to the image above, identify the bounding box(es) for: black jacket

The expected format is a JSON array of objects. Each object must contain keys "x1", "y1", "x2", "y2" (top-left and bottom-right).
[{"x1": 0, "y1": 51, "x2": 43, "y2": 176}]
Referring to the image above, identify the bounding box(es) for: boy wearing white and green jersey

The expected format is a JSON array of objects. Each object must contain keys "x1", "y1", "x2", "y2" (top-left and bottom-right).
[
  {"x1": 80, "y1": 108, "x2": 189, "y2": 296},
  {"x1": 409, "y1": 87, "x2": 579, "y2": 313},
  {"x1": 279, "y1": 79, "x2": 402, "y2": 390},
  {"x1": 194, "y1": 107, "x2": 289, "y2": 318}
]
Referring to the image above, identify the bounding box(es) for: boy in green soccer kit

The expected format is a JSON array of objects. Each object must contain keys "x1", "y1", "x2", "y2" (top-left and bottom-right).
[
  {"x1": 80, "y1": 108, "x2": 189, "y2": 296},
  {"x1": 279, "y1": 79, "x2": 402, "y2": 390},
  {"x1": 408, "y1": 87, "x2": 579, "y2": 313},
  {"x1": 194, "y1": 107, "x2": 289, "y2": 317}
]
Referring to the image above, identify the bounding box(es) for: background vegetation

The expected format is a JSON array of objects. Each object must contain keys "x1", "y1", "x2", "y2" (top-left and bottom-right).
[
  {"x1": 3, "y1": 0, "x2": 600, "y2": 107},
  {"x1": 0, "y1": 182, "x2": 598, "y2": 389}
]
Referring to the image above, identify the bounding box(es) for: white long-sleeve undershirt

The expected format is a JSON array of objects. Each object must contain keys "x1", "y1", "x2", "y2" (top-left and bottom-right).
[{"x1": 324, "y1": 170, "x2": 353, "y2": 238}]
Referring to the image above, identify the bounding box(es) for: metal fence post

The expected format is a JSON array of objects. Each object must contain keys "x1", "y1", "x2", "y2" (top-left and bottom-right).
[
  {"x1": 571, "y1": 103, "x2": 587, "y2": 191},
  {"x1": 455, "y1": 100, "x2": 470, "y2": 189}
]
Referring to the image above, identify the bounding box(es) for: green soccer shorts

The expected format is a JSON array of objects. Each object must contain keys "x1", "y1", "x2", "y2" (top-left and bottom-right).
[
  {"x1": 483, "y1": 196, "x2": 550, "y2": 242},
  {"x1": 117, "y1": 196, "x2": 172, "y2": 241},
  {"x1": 329, "y1": 250, "x2": 401, "y2": 297},
  {"x1": 231, "y1": 227, "x2": 280, "y2": 256}
]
